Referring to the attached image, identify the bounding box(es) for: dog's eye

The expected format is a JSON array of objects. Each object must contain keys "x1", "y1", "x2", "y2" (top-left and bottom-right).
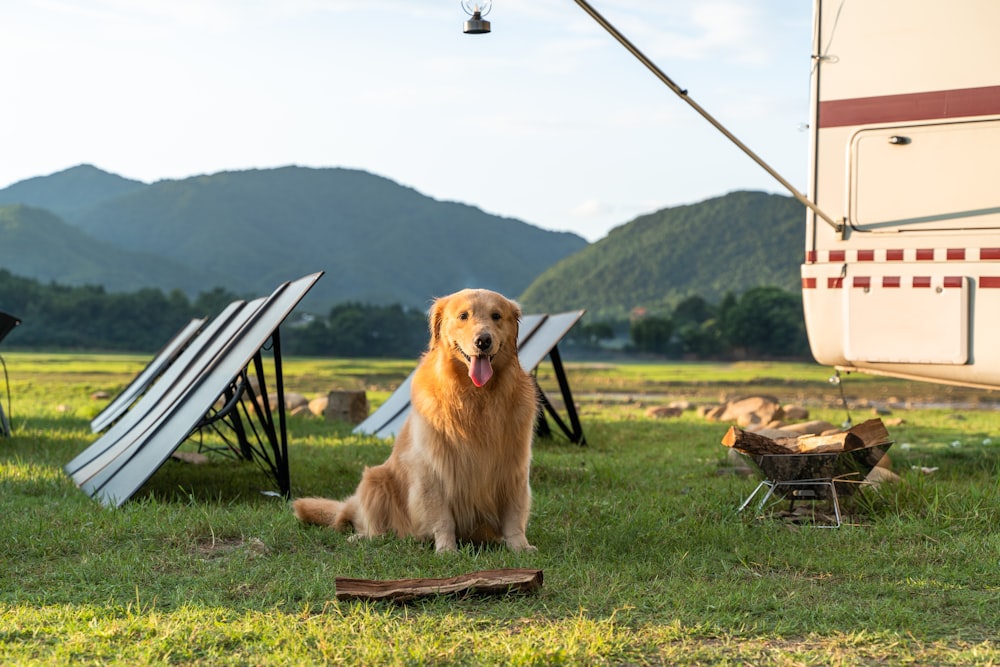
[
  {"x1": 459, "y1": 312, "x2": 469, "y2": 321},
  {"x1": 491, "y1": 312, "x2": 502, "y2": 321}
]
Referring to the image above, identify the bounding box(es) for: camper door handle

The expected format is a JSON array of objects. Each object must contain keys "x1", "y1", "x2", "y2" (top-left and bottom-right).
[{"x1": 888, "y1": 136, "x2": 911, "y2": 145}]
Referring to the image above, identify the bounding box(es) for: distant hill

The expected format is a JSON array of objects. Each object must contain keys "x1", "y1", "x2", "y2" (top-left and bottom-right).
[
  {"x1": 0, "y1": 205, "x2": 217, "y2": 293},
  {"x1": 518, "y1": 191, "x2": 805, "y2": 319},
  {"x1": 0, "y1": 164, "x2": 146, "y2": 220},
  {"x1": 0, "y1": 165, "x2": 588, "y2": 311}
]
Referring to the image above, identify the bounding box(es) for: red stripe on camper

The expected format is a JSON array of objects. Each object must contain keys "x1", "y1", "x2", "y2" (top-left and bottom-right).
[
  {"x1": 814, "y1": 248, "x2": 994, "y2": 262},
  {"x1": 802, "y1": 277, "x2": 817, "y2": 289},
  {"x1": 980, "y1": 277, "x2": 1000, "y2": 288},
  {"x1": 818, "y1": 85, "x2": 1000, "y2": 128},
  {"x1": 882, "y1": 276, "x2": 901, "y2": 288},
  {"x1": 943, "y1": 277, "x2": 964, "y2": 288},
  {"x1": 913, "y1": 277, "x2": 932, "y2": 288},
  {"x1": 853, "y1": 276, "x2": 871, "y2": 289}
]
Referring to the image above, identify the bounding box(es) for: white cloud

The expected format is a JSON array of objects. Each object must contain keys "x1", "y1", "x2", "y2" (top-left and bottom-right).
[{"x1": 570, "y1": 199, "x2": 613, "y2": 218}]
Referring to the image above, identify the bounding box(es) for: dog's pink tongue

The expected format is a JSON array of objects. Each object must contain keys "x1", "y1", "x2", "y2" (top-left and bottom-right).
[{"x1": 469, "y1": 356, "x2": 493, "y2": 387}]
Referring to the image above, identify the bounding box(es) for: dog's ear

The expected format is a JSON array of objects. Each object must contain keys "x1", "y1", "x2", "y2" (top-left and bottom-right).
[
  {"x1": 428, "y1": 295, "x2": 448, "y2": 350},
  {"x1": 507, "y1": 297, "x2": 523, "y2": 348},
  {"x1": 508, "y1": 298, "x2": 523, "y2": 322}
]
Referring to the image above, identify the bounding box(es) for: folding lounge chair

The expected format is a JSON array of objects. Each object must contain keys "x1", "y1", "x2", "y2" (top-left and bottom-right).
[
  {"x1": 90, "y1": 317, "x2": 207, "y2": 433},
  {"x1": 65, "y1": 272, "x2": 323, "y2": 506}
]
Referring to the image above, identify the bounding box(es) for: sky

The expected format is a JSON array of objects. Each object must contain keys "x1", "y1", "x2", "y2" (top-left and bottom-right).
[{"x1": 1, "y1": 1, "x2": 815, "y2": 242}]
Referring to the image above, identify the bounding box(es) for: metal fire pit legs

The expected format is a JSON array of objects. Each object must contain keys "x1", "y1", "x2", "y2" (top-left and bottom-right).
[{"x1": 738, "y1": 477, "x2": 844, "y2": 528}]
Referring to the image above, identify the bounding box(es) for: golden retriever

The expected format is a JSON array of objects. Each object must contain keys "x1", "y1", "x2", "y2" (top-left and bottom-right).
[{"x1": 292, "y1": 288, "x2": 538, "y2": 553}]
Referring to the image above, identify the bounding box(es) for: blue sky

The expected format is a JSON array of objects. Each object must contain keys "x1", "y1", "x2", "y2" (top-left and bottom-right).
[{"x1": 1, "y1": 1, "x2": 814, "y2": 241}]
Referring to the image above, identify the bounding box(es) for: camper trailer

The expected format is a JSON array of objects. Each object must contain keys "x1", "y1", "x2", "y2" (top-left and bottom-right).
[{"x1": 800, "y1": 0, "x2": 1000, "y2": 390}]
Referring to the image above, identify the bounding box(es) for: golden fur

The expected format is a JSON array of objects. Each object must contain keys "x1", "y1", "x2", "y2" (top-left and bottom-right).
[{"x1": 292, "y1": 289, "x2": 538, "y2": 553}]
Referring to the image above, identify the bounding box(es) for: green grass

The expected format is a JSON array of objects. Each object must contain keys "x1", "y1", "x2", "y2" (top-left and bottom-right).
[{"x1": 1, "y1": 353, "x2": 999, "y2": 665}]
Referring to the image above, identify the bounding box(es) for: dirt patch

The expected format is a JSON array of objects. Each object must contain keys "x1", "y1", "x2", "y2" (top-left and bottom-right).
[{"x1": 194, "y1": 535, "x2": 269, "y2": 559}]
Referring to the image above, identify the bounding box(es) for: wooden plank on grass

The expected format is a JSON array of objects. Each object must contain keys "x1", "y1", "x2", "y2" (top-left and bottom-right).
[{"x1": 335, "y1": 568, "x2": 543, "y2": 602}]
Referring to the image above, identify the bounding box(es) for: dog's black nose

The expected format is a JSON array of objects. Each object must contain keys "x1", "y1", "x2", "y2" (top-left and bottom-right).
[{"x1": 474, "y1": 333, "x2": 492, "y2": 352}]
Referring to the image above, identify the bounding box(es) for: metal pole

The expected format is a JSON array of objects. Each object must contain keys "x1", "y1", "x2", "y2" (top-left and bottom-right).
[{"x1": 572, "y1": 0, "x2": 843, "y2": 233}]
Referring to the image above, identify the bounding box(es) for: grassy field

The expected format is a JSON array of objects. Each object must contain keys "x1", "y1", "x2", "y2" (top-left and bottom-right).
[{"x1": 1, "y1": 352, "x2": 999, "y2": 665}]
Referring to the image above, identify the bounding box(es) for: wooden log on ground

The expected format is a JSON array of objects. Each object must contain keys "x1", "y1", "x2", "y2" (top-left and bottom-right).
[
  {"x1": 335, "y1": 568, "x2": 543, "y2": 602},
  {"x1": 323, "y1": 390, "x2": 370, "y2": 424}
]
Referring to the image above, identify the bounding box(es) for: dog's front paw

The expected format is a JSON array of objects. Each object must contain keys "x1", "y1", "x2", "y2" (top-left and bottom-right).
[
  {"x1": 504, "y1": 535, "x2": 536, "y2": 552},
  {"x1": 434, "y1": 533, "x2": 458, "y2": 553}
]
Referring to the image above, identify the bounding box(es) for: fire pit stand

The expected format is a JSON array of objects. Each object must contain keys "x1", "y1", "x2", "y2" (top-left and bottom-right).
[
  {"x1": 738, "y1": 476, "x2": 848, "y2": 526},
  {"x1": 737, "y1": 443, "x2": 892, "y2": 527}
]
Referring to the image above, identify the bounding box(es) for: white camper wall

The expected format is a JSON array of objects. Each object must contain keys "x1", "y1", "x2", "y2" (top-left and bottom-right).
[{"x1": 802, "y1": 0, "x2": 1000, "y2": 389}]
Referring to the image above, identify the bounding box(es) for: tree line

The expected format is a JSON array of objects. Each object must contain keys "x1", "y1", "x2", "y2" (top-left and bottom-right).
[
  {"x1": 0, "y1": 270, "x2": 810, "y2": 359},
  {"x1": 569, "y1": 287, "x2": 811, "y2": 359}
]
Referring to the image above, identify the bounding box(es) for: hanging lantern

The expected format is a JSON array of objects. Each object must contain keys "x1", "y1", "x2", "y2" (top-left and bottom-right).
[{"x1": 462, "y1": 1, "x2": 492, "y2": 34}]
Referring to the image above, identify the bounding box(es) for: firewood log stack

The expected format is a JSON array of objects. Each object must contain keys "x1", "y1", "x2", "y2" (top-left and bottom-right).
[{"x1": 721, "y1": 418, "x2": 891, "y2": 456}]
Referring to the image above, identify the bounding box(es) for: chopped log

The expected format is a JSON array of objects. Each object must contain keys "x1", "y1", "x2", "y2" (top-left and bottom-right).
[
  {"x1": 750, "y1": 427, "x2": 805, "y2": 441},
  {"x1": 795, "y1": 418, "x2": 891, "y2": 452},
  {"x1": 721, "y1": 426, "x2": 797, "y2": 455},
  {"x1": 792, "y1": 431, "x2": 864, "y2": 454},
  {"x1": 335, "y1": 568, "x2": 543, "y2": 602},
  {"x1": 847, "y1": 418, "x2": 892, "y2": 448},
  {"x1": 323, "y1": 390, "x2": 370, "y2": 424},
  {"x1": 778, "y1": 419, "x2": 839, "y2": 436}
]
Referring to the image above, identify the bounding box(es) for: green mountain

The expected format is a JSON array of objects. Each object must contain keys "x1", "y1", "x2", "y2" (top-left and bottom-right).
[
  {"x1": 0, "y1": 164, "x2": 146, "y2": 220},
  {"x1": 518, "y1": 191, "x2": 805, "y2": 319},
  {"x1": 0, "y1": 205, "x2": 217, "y2": 293},
  {"x1": 0, "y1": 165, "x2": 588, "y2": 311}
]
